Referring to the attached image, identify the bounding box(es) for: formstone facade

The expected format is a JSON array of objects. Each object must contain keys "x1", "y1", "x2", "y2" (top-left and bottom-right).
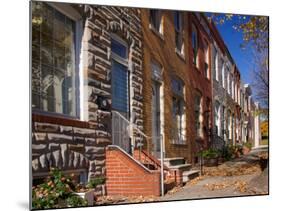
[{"x1": 31, "y1": 2, "x2": 144, "y2": 196}]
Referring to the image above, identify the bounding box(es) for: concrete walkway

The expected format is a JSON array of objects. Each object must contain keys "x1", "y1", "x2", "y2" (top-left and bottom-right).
[
  {"x1": 160, "y1": 150, "x2": 268, "y2": 201},
  {"x1": 161, "y1": 173, "x2": 261, "y2": 201}
]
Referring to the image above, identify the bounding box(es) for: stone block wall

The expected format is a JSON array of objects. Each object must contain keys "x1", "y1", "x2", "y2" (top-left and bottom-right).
[
  {"x1": 31, "y1": 3, "x2": 144, "y2": 196},
  {"x1": 83, "y1": 5, "x2": 144, "y2": 129},
  {"x1": 32, "y1": 114, "x2": 110, "y2": 195}
]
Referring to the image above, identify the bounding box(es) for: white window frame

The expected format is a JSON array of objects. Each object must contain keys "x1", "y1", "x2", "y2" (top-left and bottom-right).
[
  {"x1": 32, "y1": 2, "x2": 83, "y2": 120},
  {"x1": 232, "y1": 78, "x2": 234, "y2": 99},
  {"x1": 222, "y1": 61, "x2": 225, "y2": 88},
  {"x1": 227, "y1": 72, "x2": 230, "y2": 94},
  {"x1": 215, "y1": 49, "x2": 219, "y2": 81},
  {"x1": 215, "y1": 101, "x2": 221, "y2": 136}
]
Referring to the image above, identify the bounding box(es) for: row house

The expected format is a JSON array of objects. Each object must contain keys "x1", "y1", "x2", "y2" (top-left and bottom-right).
[
  {"x1": 31, "y1": 1, "x2": 261, "y2": 197},
  {"x1": 142, "y1": 10, "x2": 212, "y2": 164},
  {"x1": 31, "y1": 1, "x2": 145, "y2": 195},
  {"x1": 209, "y1": 21, "x2": 260, "y2": 150}
]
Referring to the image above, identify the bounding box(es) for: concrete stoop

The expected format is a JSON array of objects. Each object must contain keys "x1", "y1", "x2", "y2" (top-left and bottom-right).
[{"x1": 163, "y1": 157, "x2": 200, "y2": 184}]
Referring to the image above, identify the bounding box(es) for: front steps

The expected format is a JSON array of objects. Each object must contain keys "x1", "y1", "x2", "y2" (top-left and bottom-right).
[{"x1": 164, "y1": 157, "x2": 200, "y2": 184}]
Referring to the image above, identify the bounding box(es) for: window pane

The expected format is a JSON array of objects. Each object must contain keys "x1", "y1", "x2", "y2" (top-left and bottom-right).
[
  {"x1": 41, "y1": 3, "x2": 53, "y2": 36},
  {"x1": 111, "y1": 61, "x2": 128, "y2": 113},
  {"x1": 41, "y1": 33, "x2": 53, "y2": 66},
  {"x1": 172, "y1": 78, "x2": 184, "y2": 96},
  {"x1": 53, "y1": 10, "x2": 65, "y2": 42},
  {"x1": 150, "y1": 10, "x2": 161, "y2": 31},
  {"x1": 174, "y1": 12, "x2": 181, "y2": 32},
  {"x1": 111, "y1": 39, "x2": 127, "y2": 58},
  {"x1": 54, "y1": 41, "x2": 65, "y2": 70},
  {"x1": 31, "y1": 2, "x2": 76, "y2": 116}
]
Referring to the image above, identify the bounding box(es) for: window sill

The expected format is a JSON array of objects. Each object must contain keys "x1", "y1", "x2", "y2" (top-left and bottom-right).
[
  {"x1": 175, "y1": 48, "x2": 186, "y2": 62},
  {"x1": 149, "y1": 24, "x2": 164, "y2": 41},
  {"x1": 171, "y1": 141, "x2": 187, "y2": 145},
  {"x1": 32, "y1": 110, "x2": 90, "y2": 129}
]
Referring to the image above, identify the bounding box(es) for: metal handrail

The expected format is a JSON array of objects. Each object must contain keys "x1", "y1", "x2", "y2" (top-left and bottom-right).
[{"x1": 111, "y1": 110, "x2": 164, "y2": 196}]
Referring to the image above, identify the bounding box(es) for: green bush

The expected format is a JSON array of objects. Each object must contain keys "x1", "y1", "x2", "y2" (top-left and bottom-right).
[
  {"x1": 32, "y1": 168, "x2": 88, "y2": 209},
  {"x1": 219, "y1": 145, "x2": 243, "y2": 161},
  {"x1": 199, "y1": 148, "x2": 220, "y2": 159},
  {"x1": 243, "y1": 142, "x2": 252, "y2": 149},
  {"x1": 219, "y1": 146, "x2": 233, "y2": 161},
  {"x1": 86, "y1": 177, "x2": 106, "y2": 189}
]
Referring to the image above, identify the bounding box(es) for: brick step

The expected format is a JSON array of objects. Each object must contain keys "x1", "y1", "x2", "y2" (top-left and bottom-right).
[
  {"x1": 163, "y1": 157, "x2": 186, "y2": 167},
  {"x1": 182, "y1": 170, "x2": 200, "y2": 183}
]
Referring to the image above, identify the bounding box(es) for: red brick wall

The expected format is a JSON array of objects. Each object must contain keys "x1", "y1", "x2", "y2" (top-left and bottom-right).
[{"x1": 106, "y1": 146, "x2": 161, "y2": 196}]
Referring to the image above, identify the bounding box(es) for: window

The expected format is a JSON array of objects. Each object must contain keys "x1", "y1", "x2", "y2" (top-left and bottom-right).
[
  {"x1": 32, "y1": 2, "x2": 78, "y2": 116},
  {"x1": 228, "y1": 110, "x2": 232, "y2": 139},
  {"x1": 192, "y1": 24, "x2": 198, "y2": 67},
  {"x1": 203, "y1": 40, "x2": 209, "y2": 78},
  {"x1": 150, "y1": 10, "x2": 163, "y2": 34},
  {"x1": 227, "y1": 73, "x2": 230, "y2": 94},
  {"x1": 232, "y1": 78, "x2": 234, "y2": 99},
  {"x1": 111, "y1": 35, "x2": 129, "y2": 118},
  {"x1": 214, "y1": 49, "x2": 219, "y2": 81},
  {"x1": 174, "y1": 11, "x2": 184, "y2": 54},
  {"x1": 222, "y1": 105, "x2": 226, "y2": 139},
  {"x1": 171, "y1": 78, "x2": 185, "y2": 144},
  {"x1": 205, "y1": 98, "x2": 211, "y2": 139},
  {"x1": 215, "y1": 101, "x2": 221, "y2": 136},
  {"x1": 222, "y1": 61, "x2": 225, "y2": 88},
  {"x1": 151, "y1": 61, "x2": 163, "y2": 81},
  {"x1": 194, "y1": 92, "x2": 202, "y2": 137}
]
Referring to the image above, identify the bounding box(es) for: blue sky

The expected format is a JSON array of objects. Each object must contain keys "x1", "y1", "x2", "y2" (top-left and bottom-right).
[{"x1": 214, "y1": 16, "x2": 254, "y2": 85}]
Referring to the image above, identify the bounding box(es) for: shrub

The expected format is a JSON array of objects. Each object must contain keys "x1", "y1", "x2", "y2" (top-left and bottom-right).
[
  {"x1": 219, "y1": 146, "x2": 233, "y2": 161},
  {"x1": 219, "y1": 145, "x2": 243, "y2": 161},
  {"x1": 86, "y1": 177, "x2": 106, "y2": 189},
  {"x1": 199, "y1": 148, "x2": 220, "y2": 159},
  {"x1": 32, "y1": 168, "x2": 88, "y2": 209},
  {"x1": 243, "y1": 142, "x2": 252, "y2": 149}
]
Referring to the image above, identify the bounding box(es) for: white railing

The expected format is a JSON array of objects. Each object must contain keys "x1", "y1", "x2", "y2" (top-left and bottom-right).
[
  {"x1": 111, "y1": 110, "x2": 164, "y2": 196},
  {"x1": 111, "y1": 111, "x2": 150, "y2": 154}
]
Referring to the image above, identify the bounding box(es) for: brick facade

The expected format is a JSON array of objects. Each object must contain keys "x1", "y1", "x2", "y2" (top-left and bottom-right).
[
  {"x1": 106, "y1": 146, "x2": 160, "y2": 196},
  {"x1": 142, "y1": 11, "x2": 213, "y2": 163}
]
